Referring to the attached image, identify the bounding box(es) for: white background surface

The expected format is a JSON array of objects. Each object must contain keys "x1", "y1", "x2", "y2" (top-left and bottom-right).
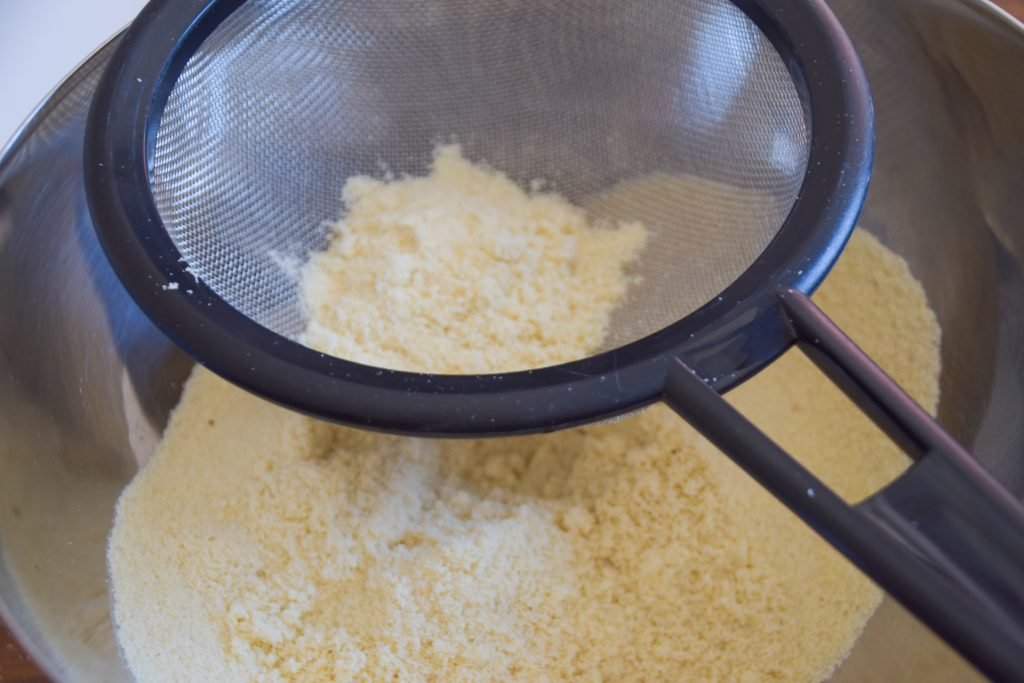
[{"x1": 0, "y1": 0, "x2": 146, "y2": 147}]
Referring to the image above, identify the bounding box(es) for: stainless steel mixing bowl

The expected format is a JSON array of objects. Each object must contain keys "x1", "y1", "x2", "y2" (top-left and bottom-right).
[{"x1": 1, "y1": 0, "x2": 1022, "y2": 680}]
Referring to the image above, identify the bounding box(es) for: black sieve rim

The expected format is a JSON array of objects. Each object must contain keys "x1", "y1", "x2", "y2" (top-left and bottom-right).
[{"x1": 84, "y1": 0, "x2": 872, "y2": 436}]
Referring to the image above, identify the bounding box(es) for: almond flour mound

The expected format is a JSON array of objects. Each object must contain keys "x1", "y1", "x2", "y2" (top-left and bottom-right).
[
  {"x1": 299, "y1": 145, "x2": 647, "y2": 373},
  {"x1": 108, "y1": 150, "x2": 941, "y2": 682}
]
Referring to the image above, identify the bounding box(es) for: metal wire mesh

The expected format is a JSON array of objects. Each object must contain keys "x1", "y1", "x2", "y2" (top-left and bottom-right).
[{"x1": 152, "y1": 0, "x2": 809, "y2": 355}]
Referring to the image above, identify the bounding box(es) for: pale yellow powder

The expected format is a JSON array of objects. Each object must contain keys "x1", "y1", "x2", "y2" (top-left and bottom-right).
[
  {"x1": 299, "y1": 145, "x2": 647, "y2": 373},
  {"x1": 108, "y1": 154, "x2": 940, "y2": 682}
]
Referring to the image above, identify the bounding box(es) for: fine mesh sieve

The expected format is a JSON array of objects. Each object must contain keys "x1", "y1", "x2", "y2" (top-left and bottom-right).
[
  {"x1": 85, "y1": 0, "x2": 1024, "y2": 679},
  {"x1": 151, "y1": 0, "x2": 809, "y2": 348}
]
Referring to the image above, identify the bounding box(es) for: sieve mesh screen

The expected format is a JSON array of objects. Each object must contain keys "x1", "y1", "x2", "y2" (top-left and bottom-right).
[{"x1": 151, "y1": 0, "x2": 809, "y2": 355}]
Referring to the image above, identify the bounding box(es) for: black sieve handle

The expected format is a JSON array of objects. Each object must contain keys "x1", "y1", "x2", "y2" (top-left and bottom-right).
[{"x1": 663, "y1": 289, "x2": 1024, "y2": 683}]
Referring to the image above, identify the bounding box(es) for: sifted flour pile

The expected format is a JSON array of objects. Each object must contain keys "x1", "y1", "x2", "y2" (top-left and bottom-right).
[{"x1": 108, "y1": 150, "x2": 940, "y2": 682}]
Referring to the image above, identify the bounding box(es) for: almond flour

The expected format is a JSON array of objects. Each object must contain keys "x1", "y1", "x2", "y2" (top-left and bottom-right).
[
  {"x1": 299, "y1": 145, "x2": 647, "y2": 373},
  {"x1": 108, "y1": 149, "x2": 940, "y2": 682}
]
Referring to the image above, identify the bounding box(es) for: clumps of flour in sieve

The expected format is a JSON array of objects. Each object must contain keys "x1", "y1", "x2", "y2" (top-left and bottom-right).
[{"x1": 298, "y1": 144, "x2": 647, "y2": 374}]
